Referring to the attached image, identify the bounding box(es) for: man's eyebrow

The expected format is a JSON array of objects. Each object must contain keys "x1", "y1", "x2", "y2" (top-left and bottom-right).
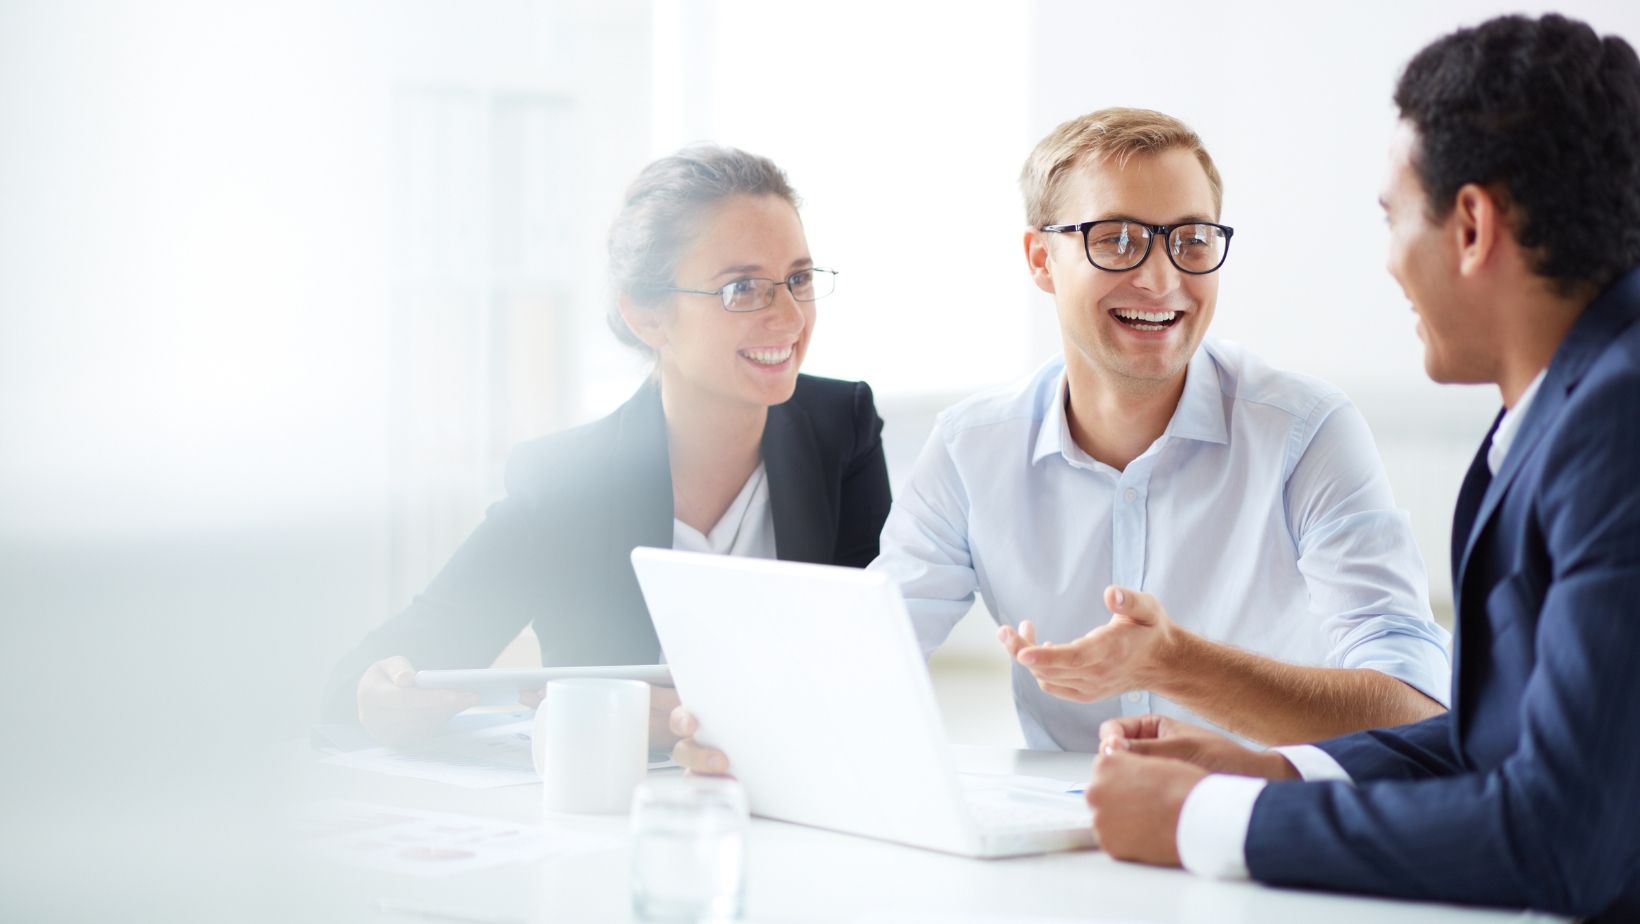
[
  {"x1": 1088, "y1": 214, "x2": 1220, "y2": 226},
  {"x1": 1377, "y1": 196, "x2": 1390, "y2": 211},
  {"x1": 1093, "y1": 214, "x2": 1218, "y2": 225}
]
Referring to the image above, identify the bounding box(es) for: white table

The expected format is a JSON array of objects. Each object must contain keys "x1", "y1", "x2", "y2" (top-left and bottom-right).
[{"x1": 288, "y1": 744, "x2": 1564, "y2": 924}]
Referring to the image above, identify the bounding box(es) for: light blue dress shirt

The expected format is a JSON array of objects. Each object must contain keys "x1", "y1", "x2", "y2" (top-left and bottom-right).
[
  {"x1": 869, "y1": 339, "x2": 1452, "y2": 751},
  {"x1": 1175, "y1": 367, "x2": 1547, "y2": 880}
]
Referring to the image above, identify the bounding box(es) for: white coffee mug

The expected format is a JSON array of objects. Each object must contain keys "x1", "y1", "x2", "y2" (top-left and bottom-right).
[{"x1": 534, "y1": 677, "x2": 650, "y2": 814}]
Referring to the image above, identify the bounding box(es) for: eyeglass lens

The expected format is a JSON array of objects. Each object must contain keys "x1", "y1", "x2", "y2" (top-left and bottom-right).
[
  {"x1": 1085, "y1": 221, "x2": 1228, "y2": 274},
  {"x1": 722, "y1": 269, "x2": 835, "y2": 311}
]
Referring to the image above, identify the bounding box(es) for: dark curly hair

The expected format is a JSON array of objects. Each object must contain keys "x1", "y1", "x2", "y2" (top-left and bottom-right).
[{"x1": 1394, "y1": 14, "x2": 1640, "y2": 295}]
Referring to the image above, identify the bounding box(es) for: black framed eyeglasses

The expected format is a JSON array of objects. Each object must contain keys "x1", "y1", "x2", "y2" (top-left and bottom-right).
[
  {"x1": 660, "y1": 267, "x2": 839, "y2": 313},
  {"x1": 1039, "y1": 220, "x2": 1234, "y2": 275}
]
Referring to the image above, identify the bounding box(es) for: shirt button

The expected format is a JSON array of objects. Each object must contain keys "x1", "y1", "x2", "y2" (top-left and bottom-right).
[
  {"x1": 1123, "y1": 488, "x2": 1138, "y2": 502},
  {"x1": 1124, "y1": 691, "x2": 1143, "y2": 703}
]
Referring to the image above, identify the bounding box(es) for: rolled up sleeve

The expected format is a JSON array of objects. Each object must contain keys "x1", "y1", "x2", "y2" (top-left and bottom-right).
[{"x1": 1284, "y1": 395, "x2": 1452, "y2": 706}]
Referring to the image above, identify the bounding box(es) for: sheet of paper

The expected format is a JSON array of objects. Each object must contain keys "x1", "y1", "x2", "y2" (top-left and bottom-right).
[
  {"x1": 297, "y1": 800, "x2": 622, "y2": 877},
  {"x1": 320, "y1": 714, "x2": 678, "y2": 788},
  {"x1": 322, "y1": 719, "x2": 542, "y2": 788}
]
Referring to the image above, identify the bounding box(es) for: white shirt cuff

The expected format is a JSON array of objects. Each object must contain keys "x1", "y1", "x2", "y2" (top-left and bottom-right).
[
  {"x1": 1273, "y1": 745, "x2": 1354, "y2": 783},
  {"x1": 1176, "y1": 774, "x2": 1266, "y2": 880}
]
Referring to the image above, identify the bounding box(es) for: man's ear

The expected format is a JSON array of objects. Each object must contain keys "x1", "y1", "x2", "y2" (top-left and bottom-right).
[
  {"x1": 617, "y1": 296, "x2": 668, "y2": 351},
  {"x1": 1452, "y1": 183, "x2": 1503, "y2": 278},
  {"x1": 1024, "y1": 227, "x2": 1057, "y2": 295}
]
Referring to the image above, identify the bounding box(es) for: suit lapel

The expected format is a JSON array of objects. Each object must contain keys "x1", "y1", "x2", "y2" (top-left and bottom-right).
[
  {"x1": 1447, "y1": 418, "x2": 1499, "y2": 725},
  {"x1": 1450, "y1": 413, "x2": 1500, "y2": 591},
  {"x1": 1455, "y1": 398, "x2": 1549, "y2": 591},
  {"x1": 763, "y1": 399, "x2": 834, "y2": 564},
  {"x1": 1456, "y1": 269, "x2": 1640, "y2": 588}
]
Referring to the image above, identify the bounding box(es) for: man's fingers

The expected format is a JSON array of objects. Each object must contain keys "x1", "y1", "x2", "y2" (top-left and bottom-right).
[
  {"x1": 996, "y1": 625, "x2": 1026, "y2": 658},
  {"x1": 1122, "y1": 737, "x2": 1197, "y2": 761},
  {"x1": 1019, "y1": 620, "x2": 1038, "y2": 646},
  {"x1": 1039, "y1": 679, "x2": 1095, "y2": 703},
  {"x1": 1088, "y1": 749, "x2": 1140, "y2": 793},
  {"x1": 1018, "y1": 642, "x2": 1074, "y2": 668},
  {"x1": 1099, "y1": 713, "x2": 1168, "y2": 742}
]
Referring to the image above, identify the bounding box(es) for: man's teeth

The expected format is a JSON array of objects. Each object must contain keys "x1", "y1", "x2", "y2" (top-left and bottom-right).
[
  {"x1": 1114, "y1": 309, "x2": 1178, "y2": 324},
  {"x1": 741, "y1": 346, "x2": 793, "y2": 365}
]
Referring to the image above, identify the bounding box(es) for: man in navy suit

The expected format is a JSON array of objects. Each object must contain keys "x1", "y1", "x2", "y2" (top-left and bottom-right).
[{"x1": 1081, "y1": 14, "x2": 1640, "y2": 920}]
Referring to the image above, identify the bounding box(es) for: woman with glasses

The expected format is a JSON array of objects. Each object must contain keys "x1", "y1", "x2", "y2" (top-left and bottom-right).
[{"x1": 327, "y1": 145, "x2": 890, "y2": 745}]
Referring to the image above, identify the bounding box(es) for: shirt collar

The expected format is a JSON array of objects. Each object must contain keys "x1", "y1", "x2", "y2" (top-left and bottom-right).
[
  {"x1": 1031, "y1": 346, "x2": 1229, "y2": 466},
  {"x1": 1165, "y1": 346, "x2": 1230, "y2": 445},
  {"x1": 1030, "y1": 371, "x2": 1085, "y2": 466},
  {"x1": 1487, "y1": 368, "x2": 1547, "y2": 476}
]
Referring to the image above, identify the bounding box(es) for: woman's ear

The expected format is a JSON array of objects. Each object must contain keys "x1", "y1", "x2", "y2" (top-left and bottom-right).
[{"x1": 617, "y1": 295, "x2": 669, "y2": 352}]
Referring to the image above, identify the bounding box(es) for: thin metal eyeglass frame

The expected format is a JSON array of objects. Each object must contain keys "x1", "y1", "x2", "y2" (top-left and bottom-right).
[
  {"x1": 1039, "y1": 220, "x2": 1235, "y2": 275},
  {"x1": 660, "y1": 267, "x2": 839, "y2": 312}
]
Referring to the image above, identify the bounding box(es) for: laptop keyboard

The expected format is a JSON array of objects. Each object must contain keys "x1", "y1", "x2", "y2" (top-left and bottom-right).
[
  {"x1": 966, "y1": 795, "x2": 1091, "y2": 833},
  {"x1": 959, "y1": 777, "x2": 1092, "y2": 834}
]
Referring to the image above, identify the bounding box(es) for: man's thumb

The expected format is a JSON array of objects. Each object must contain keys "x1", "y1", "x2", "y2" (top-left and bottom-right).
[{"x1": 1104, "y1": 585, "x2": 1158, "y2": 626}]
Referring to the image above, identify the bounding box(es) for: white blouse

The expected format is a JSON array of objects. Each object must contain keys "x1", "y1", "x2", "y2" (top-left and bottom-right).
[{"x1": 671, "y1": 462, "x2": 777, "y2": 560}]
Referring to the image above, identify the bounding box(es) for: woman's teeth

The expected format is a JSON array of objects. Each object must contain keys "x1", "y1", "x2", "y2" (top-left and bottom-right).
[{"x1": 741, "y1": 345, "x2": 794, "y2": 365}]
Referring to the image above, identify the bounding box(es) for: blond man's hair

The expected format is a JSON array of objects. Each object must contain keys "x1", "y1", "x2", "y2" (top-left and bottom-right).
[{"x1": 1019, "y1": 107, "x2": 1224, "y2": 227}]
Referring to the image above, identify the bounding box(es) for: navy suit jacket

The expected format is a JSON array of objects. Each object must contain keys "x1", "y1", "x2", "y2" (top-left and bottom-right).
[
  {"x1": 323, "y1": 374, "x2": 891, "y2": 721},
  {"x1": 1244, "y1": 268, "x2": 1640, "y2": 920}
]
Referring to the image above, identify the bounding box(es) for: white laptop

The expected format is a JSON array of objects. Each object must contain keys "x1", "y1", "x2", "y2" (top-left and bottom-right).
[{"x1": 630, "y1": 547, "x2": 1097, "y2": 858}]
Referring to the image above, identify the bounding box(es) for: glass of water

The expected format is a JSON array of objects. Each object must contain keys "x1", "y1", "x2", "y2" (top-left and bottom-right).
[{"x1": 629, "y1": 776, "x2": 749, "y2": 923}]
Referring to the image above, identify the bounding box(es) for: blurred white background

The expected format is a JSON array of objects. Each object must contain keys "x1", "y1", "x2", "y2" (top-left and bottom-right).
[{"x1": 3, "y1": 2, "x2": 1637, "y2": 917}]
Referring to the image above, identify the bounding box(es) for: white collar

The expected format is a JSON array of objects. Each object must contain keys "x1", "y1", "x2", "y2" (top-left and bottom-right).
[
  {"x1": 1488, "y1": 369, "x2": 1548, "y2": 475},
  {"x1": 1032, "y1": 346, "x2": 1228, "y2": 466}
]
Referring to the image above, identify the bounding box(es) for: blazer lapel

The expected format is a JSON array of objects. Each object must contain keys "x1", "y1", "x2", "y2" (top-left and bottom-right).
[
  {"x1": 1457, "y1": 366, "x2": 1565, "y2": 592},
  {"x1": 762, "y1": 399, "x2": 835, "y2": 564},
  {"x1": 1456, "y1": 267, "x2": 1640, "y2": 588},
  {"x1": 1447, "y1": 416, "x2": 1500, "y2": 725},
  {"x1": 1450, "y1": 413, "x2": 1500, "y2": 590},
  {"x1": 604, "y1": 380, "x2": 673, "y2": 660},
  {"x1": 611, "y1": 379, "x2": 675, "y2": 552}
]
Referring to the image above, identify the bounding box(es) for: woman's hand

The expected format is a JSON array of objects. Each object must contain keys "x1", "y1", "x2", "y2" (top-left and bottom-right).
[
  {"x1": 356, "y1": 656, "x2": 480, "y2": 746},
  {"x1": 668, "y1": 706, "x2": 733, "y2": 775}
]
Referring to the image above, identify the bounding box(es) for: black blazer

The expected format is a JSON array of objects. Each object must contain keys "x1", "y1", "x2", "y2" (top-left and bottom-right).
[{"x1": 323, "y1": 374, "x2": 890, "y2": 721}]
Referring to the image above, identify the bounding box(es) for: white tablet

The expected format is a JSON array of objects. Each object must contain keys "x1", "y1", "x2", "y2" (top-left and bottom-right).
[{"x1": 415, "y1": 665, "x2": 672, "y2": 706}]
